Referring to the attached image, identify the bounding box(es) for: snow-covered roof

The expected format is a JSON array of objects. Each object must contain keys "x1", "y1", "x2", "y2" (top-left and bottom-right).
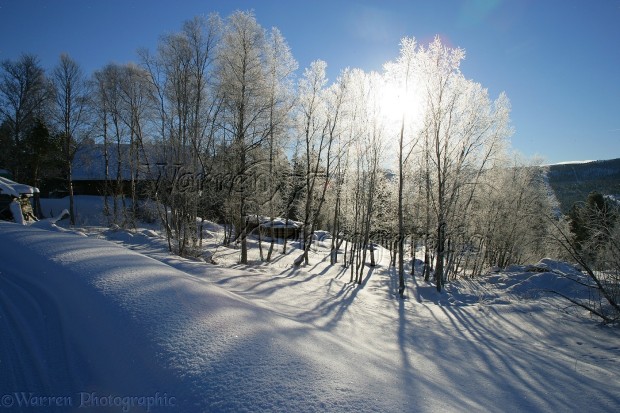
[
  {"x1": 258, "y1": 217, "x2": 303, "y2": 228},
  {"x1": 244, "y1": 215, "x2": 304, "y2": 228},
  {"x1": 0, "y1": 177, "x2": 39, "y2": 197},
  {"x1": 72, "y1": 143, "x2": 161, "y2": 181}
]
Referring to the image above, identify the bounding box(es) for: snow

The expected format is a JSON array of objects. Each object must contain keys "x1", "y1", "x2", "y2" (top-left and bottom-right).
[
  {"x1": 259, "y1": 217, "x2": 303, "y2": 228},
  {"x1": 1, "y1": 200, "x2": 619, "y2": 412},
  {"x1": 0, "y1": 177, "x2": 38, "y2": 197},
  {"x1": 8, "y1": 201, "x2": 24, "y2": 225},
  {"x1": 547, "y1": 160, "x2": 597, "y2": 166},
  {"x1": 40, "y1": 196, "x2": 110, "y2": 227}
]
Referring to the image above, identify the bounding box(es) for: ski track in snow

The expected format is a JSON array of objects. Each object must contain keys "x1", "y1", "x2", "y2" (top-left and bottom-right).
[{"x1": 1, "y1": 218, "x2": 619, "y2": 412}]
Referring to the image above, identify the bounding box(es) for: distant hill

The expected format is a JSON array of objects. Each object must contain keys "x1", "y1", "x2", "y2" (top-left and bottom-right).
[{"x1": 545, "y1": 158, "x2": 620, "y2": 212}]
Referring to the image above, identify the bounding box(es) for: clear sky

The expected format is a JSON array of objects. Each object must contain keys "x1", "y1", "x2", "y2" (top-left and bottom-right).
[{"x1": 0, "y1": 0, "x2": 619, "y2": 164}]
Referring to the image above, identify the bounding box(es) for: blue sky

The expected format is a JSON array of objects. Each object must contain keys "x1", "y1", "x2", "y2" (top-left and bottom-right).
[{"x1": 1, "y1": 0, "x2": 619, "y2": 163}]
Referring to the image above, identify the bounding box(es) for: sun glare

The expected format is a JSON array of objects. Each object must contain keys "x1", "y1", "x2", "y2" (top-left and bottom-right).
[
  {"x1": 378, "y1": 82, "x2": 403, "y2": 123},
  {"x1": 378, "y1": 80, "x2": 425, "y2": 130}
]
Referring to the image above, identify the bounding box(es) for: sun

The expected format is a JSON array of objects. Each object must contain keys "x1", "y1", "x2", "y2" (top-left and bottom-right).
[
  {"x1": 377, "y1": 79, "x2": 425, "y2": 131},
  {"x1": 378, "y1": 81, "x2": 403, "y2": 123}
]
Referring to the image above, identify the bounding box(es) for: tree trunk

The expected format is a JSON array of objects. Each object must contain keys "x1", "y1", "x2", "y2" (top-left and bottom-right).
[
  {"x1": 282, "y1": 217, "x2": 289, "y2": 254},
  {"x1": 330, "y1": 192, "x2": 340, "y2": 265},
  {"x1": 257, "y1": 215, "x2": 264, "y2": 262},
  {"x1": 410, "y1": 235, "x2": 415, "y2": 276},
  {"x1": 266, "y1": 218, "x2": 275, "y2": 262},
  {"x1": 397, "y1": 117, "x2": 406, "y2": 297},
  {"x1": 68, "y1": 161, "x2": 76, "y2": 226},
  {"x1": 240, "y1": 215, "x2": 248, "y2": 264},
  {"x1": 436, "y1": 222, "x2": 445, "y2": 292}
]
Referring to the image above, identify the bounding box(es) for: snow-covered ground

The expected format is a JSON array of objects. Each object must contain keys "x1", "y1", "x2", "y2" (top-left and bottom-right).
[{"x1": 1, "y1": 196, "x2": 619, "y2": 412}]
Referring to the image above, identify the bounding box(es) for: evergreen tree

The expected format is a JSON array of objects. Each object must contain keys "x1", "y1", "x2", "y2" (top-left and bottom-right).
[{"x1": 569, "y1": 191, "x2": 617, "y2": 254}]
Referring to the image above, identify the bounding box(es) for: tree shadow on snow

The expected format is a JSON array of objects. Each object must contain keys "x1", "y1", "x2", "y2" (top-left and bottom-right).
[{"x1": 294, "y1": 265, "x2": 375, "y2": 331}]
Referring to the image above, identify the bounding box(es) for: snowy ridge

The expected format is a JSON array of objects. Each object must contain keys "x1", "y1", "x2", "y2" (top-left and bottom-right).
[
  {"x1": 546, "y1": 160, "x2": 597, "y2": 166},
  {"x1": 0, "y1": 223, "x2": 405, "y2": 412}
]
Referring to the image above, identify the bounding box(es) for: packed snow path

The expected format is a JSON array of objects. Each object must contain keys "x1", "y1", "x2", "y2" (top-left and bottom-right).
[{"x1": 1, "y1": 222, "x2": 619, "y2": 412}]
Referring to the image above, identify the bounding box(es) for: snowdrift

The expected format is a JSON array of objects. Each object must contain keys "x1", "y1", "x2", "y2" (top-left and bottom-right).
[
  {"x1": 0, "y1": 222, "x2": 404, "y2": 412},
  {"x1": 1, "y1": 221, "x2": 619, "y2": 412}
]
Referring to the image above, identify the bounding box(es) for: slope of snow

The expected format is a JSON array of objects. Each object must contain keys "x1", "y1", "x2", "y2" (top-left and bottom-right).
[
  {"x1": 1, "y1": 221, "x2": 619, "y2": 412},
  {"x1": 0, "y1": 223, "x2": 407, "y2": 412}
]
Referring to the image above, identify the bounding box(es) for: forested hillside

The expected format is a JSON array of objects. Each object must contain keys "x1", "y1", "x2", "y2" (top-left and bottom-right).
[{"x1": 546, "y1": 158, "x2": 620, "y2": 212}]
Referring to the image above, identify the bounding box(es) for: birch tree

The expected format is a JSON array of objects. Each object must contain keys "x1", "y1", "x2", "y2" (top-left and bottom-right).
[
  {"x1": 118, "y1": 64, "x2": 157, "y2": 227},
  {"x1": 383, "y1": 38, "x2": 422, "y2": 297},
  {"x1": 293, "y1": 61, "x2": 347, "y2": 266},
  {"x1": 51, "y1": 53, "x2": 89, "y2": 226},
  {"x1": 140, "y1": 14, "x2": 220, "y2": 256},
  {"x1": 418, "y1": 37, "x2": 512, "y2": 291},
  {"x1": 467, "y1": 156, "x2": 554, "y2": 274},
  {"x1": 91, "y1": 64, "x2": 127, "y2": 225},
  {"x1": 216, "y1": 11, "x2": 275, "y2": 264},
  {"x1": 342, "y1": 70, "x2": 386, "y2": 283},
  {"x1": 263, "y1": 27, "x2": 298, "y2": 261}
]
